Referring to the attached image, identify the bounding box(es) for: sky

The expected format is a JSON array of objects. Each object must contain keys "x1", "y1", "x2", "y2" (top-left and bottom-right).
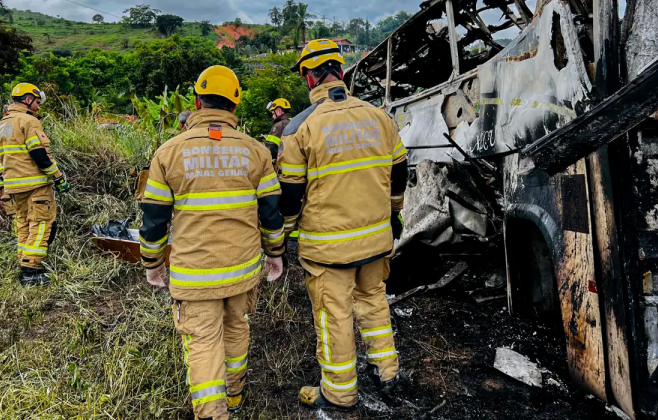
[
  {"x1": 4, "y1": 0, "x2": 414, "y2": 25},
  {"x1": 5, "y1": 0, "x2": 627, "y2": 36}
]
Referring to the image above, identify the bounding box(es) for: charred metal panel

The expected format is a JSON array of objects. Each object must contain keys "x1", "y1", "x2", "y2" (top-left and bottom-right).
[
  {"x1": 560, "y1": 175, "x2": 589, "y2": 234},
  {"x1": 504, "y1": 152, "x2": 607, "y2": 400}
]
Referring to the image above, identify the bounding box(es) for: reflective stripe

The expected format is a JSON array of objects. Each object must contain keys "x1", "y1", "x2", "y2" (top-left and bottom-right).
[
  {"x1": 25, "y1": 136, "x2": 41, "y2": 150},
  {"x1": 284, "y1": 222, "x2": 296, "y2": 229},
  {"x1": 190, "y1": 380, "x2": 227, "y2": 406},
  {"x1": 35, "y1": 221, "x2": 46, "y2": 247},
  {"x1": 299, "y1": 219, "x2": 391, "y2": 243},
  {"x1": 226, "y1": 352, "x2": 248, "y2": 373},
  {"x1": 42, "y1": 162, "x2": 59, "y2": 175},
  {"x1": 0, "y1": 144, "x2": 28, "y2": 154},
  {"x1": 367, "y1": 347, "x2": 397, "y2": 361},
  {"x1": 321, "y1": 372, "x2": 357, "y2": 391},
  {"x1": 170, "y1": 254, "x2": 262, "y2": 287},
  {"x1": 280, "y1": 163, "x2": 307, "y2": 176},
  {"x1": 4, "y1": 176, "x2": 50, "y2": 187},
  {"x1": 307, "y1": 155, "x2": 392, "y2": 180},
  {"x1": 391, "y1": 195, "x2": 404, "y2": 201},
  {"x1": 174, "y1": 190, "x2": 257, "y2": 211},
  {"x1": 144, "y1": 179, "x2": 173, "y2": 203},
  {"x1": 18, "y1": 243, "x2": 48, "y2": 256},
  {"x1": 257, "y1": 173, "x2": 280, "y2": 197},
  {"x1": 320, "y1": 308, "x2": 331, "y2": 362},
  {"x1": 260, "y1": 227, "x2": 284, "y2": 243},
  {"x1": 140, "y1": 234, "x2": 169, "y2": 254},
  {"x1": 360, "y1": 325, "x2": 393, "y2": 340},
  {"x1": 0, "y1": 163, "x2": 4, "y2": 171},
  {"x1": 319, "y1": 358, "x2": 356, "y2": 374},
  {"x1": 265, "y1": 134, "x2": 281, "y2": 146},
  {"x1": 183, "y1": 335, "x2": 192, "y2": 385},
  {"x1": 393, "y1": 142, "x2": 406, "y2": 159}
]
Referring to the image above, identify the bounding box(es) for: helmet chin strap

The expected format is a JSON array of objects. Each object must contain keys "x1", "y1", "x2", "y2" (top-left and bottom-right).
[{"x1": 306, "y1": 67, "x2": 344, "y2": 91}]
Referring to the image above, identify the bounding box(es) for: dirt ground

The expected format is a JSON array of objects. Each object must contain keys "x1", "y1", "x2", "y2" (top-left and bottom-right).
[{"x1": 241, "y1": 250, "x2": 627, "y2": 420}]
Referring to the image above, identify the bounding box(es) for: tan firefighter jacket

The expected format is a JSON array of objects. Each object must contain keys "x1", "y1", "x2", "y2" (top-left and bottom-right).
[
  {"x1": 0, "y1": 104, "x2": 63, "y2": 195},
  {"x1": 140, "y1": 109, "x2": 285, "y2": 301},
  {"x1": 278, "y1": 81, "x2": 408, "y2": 266},
  {"x1": 265, "y1": 112, "x2": 292, "y2": 162}
]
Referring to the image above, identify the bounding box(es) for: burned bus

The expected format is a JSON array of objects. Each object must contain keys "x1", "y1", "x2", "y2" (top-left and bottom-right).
[{"x1": 344, "y1": 0, "x2": 658, "y2": 418}]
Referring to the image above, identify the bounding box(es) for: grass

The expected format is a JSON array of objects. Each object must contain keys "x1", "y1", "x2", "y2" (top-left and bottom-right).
[{"x1": 5, "y1": 9, "x2": 225, "y2": 55}]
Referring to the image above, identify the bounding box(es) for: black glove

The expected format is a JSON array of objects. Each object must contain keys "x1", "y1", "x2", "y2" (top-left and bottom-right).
[
  {"x1": 53, "y1": 175, "x2": 70, "y2": 193},
  {"x1": 392, "y1": 211, "x2": 404, "y2": 240}
]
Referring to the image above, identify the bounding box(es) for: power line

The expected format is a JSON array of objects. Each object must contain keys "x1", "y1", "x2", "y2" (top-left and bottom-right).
[{"x1": 62, "y1": 0, "x2": 123, "y2": 19}]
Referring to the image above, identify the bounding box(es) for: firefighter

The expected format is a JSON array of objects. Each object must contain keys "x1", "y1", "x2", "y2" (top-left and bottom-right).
[
  {"x1": 139, "y1": 65, "x2": 285, "y2": 420},
  {"x1": 278, "y1": 39, "x2": 408, "y2": 410},
  {"x1": 1, "y1": 83, "x2": 70, "y2": 287},
  {"x1": 264, "y1": 98, "x2": 292, "y2": 163}
]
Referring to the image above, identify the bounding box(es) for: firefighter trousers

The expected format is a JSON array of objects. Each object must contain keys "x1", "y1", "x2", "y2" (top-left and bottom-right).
[
  {"x1": 301, "y1": 257, "x2": 399, "y2": 407},
  {"x1": 172, "y1": 291, "x2": 251, "y2": 420},
  {"x1": 11, "y1": 185, "x2": 57, "y2": 270}
]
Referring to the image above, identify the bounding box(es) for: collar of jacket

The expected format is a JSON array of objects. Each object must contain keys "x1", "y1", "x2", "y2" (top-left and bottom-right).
[
  {"x1": 186, "y1": 109, "x2": 238, "y2": 130},
  {"x1": 6, "y1": 103, "x2": 30, "y2": 114},
  {"x1": 310, "y1": 80, "x2": 349, "y2": 104},
  {"x1": 274, "y1": 112, "x2": 292, "y2": 123}
]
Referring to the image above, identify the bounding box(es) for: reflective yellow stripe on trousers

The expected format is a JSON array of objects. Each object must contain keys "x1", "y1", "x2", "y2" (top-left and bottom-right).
[
  {"x1": 226, "y1": 352, "x2": 248, "y2": 373},
  {"x1": 170, "y1": 254, "x2": 262, "y2": 287},
  {"x1": 299, "y1": 219, "x2": 391, "y2": 244},
  {"x1": 190, "y1": 379, "x2": 227, "y2": 406},
  {"x1": 307, "y1": 155, "x2": 392, "y2": 180}
]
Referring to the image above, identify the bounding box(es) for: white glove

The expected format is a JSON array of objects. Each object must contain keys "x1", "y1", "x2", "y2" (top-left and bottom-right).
[
  {"x1": 146, "y1": 265, "x2": 168, "y2": 288},
  {"x1": 265, "y1": 256, "x2": 283, "y2": 282}
]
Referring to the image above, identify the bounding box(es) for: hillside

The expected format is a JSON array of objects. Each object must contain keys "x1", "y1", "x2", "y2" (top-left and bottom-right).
[{"x1": 6, "y1": 9, "x2": 263, "y2": 55}]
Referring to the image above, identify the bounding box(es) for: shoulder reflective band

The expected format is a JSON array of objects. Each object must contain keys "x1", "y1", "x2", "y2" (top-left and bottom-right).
[
  {"x1": 280, "y1": 163, "x2": 307, "y2": 177},
  {"x1": 260, "y1": 226, "x2": 284, "y2": 243},
  {"x1": 307, "y1": 155, "x2": 392, "y2": 181},
  {"x1": 360, "y1": 324, "x2": 393, "y2": 340},
  {"x1": 393, "y1": 142, "x2": 406, "y2": 159},
  {"x1": 319, "y1": 357, "x2": 356, "y2": 374},
  {"x1": 4, "y1": 175, "x2": 49, "y2": 187},
  {"x1": 225, "y1": 352, "x2": 248, "y2": 373},
  {"x1": 299, "y1": 219, "x2": 391, "y2": 243},
  {"x1": 367, "y1": 346, "x2": 397, "y2": 362},
  {"x1": 190, "y1": 379, "x2": 227, "y2": 407},
  {"x1": 25, "y1": 136, "x2": 41, "y2": 150},
  {"x1": 170, "y1": 254, "x2": 262, "y2": 287},
  {"x1": 145, "y1": 179, "x2": 173, "y2": 203},
  {"x1": 174, "y1": 190, "x2": 257, "y2": 211},
  {"x1": 321, "y1": 371, "x2": 357, "y2": 392},
  {"x1": 257, "y1": 173, "x2": 280, "y2": 197},
  {"x1": 42, "y1": 162, "x2": 59, "y2": 176},
  {"x1": 1, "y1": 144, "x2": 28, "y2": 155},
  {"x1": 266, "y1": 134, "x2": 281, "y2": 147}
]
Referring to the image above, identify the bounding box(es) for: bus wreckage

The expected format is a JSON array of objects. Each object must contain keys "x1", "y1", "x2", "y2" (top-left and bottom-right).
[{"x1": 345, "y1": 0, "x2": 658, "y2": 418}]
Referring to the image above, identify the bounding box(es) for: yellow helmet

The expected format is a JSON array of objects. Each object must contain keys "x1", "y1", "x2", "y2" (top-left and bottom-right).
[
  {"x1": 267, "y1": 98, "x2": 291, "y2": 112},
  {"x1": 292, "y1": 39, "x2": 346, "y2": 76},
  {"x1": 12, "y1": 83, "x2": 47, "y2": 104},
  {"x1": 194, "y1": 66, "x2": 241, "y2": 105}
]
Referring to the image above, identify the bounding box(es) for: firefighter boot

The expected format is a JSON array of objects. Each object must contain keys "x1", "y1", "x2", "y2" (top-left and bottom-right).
[
  {"x1": 299, "y1": 386, "x2": 355, "y2": 412},
  {"x1": 227, "y1": 390, "x2": 247, "y2": 414},
  {"x1": 366, "y1": 364, "x2": 399, "y2": 396},
  {"x1": 20, "y1": 268, "x2": 51, "y2": 287}
]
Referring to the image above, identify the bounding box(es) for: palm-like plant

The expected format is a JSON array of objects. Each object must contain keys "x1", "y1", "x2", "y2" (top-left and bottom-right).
[
  {"x1": 268, "y1": 7, "x2": 282, "y2": 28},
  {"x1": 295, "y1": 3, "x2": 314, "y2": 45}
]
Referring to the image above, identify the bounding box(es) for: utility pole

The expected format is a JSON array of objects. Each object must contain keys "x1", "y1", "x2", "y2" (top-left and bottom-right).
[{"x1": 333, "y1": 17, "x2": 337, "y2": 38}]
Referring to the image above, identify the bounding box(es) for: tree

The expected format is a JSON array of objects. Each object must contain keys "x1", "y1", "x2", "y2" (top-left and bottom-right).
[
  {"x1": 126, "y1": 36, "x2": 226, "y2": 97},
  {"x1": 43, "y1": 32, "x2": 52, "y2": 44},
  {"x1": 0, "y1": 0, "x2": 33, "y2": 76},
  {"x1": 92, "y1": 14, "x2": 104, "y2": 24},
  {"x1": 295, "y1": 3, "x2": 314, "y2": 45},
  {"x1": 282, "y1": 0, "x2": 297, "y2": 30},
  {"x1": 200, "y1": 20, "x2": 213, "y2": 36},
  {"x1": 268, "y1": 7, "x2": 282, "y2": 28},
  {"x1": 348, "y1": 18, "x2": 365, "y2": 42},
  {"x1": 156, "y1": 14, "x2": 184, "y2": 37},
  {"x1": 123, "y1": 4, "x2": 160, "y2": 27}
]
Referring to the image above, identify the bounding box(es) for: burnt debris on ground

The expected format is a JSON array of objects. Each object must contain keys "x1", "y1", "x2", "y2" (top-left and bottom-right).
[{"x1": 239, "y1": 255, "x2": 624, "y2": 420}]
